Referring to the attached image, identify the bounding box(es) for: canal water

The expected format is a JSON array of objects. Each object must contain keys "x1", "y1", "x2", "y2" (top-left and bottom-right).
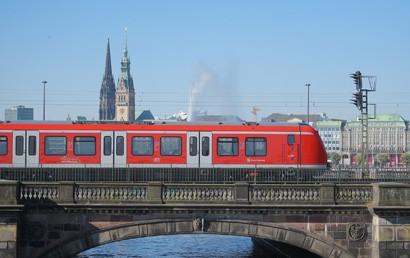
[{"x1": 77, "y1": 234, "x2": 274, "y2": 257}]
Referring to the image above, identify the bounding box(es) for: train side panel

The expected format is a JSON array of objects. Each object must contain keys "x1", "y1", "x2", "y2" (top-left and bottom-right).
[
  {"x1": 39, "y1": 131, "x2": 101, "y2": 166},
  {"x1": 127, "y1": 132, "x2": 187, "y2": 167},
  {"x1": 211, "y1": 125, "x2": 302, "y2": 167}
]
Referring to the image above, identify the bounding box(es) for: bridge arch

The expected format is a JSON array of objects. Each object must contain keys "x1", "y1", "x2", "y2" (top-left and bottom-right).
[{"x1": 39, "y1": 219, "x2": 355, "y2": 258}]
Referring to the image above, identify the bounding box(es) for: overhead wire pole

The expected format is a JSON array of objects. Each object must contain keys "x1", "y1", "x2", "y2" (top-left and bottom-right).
[
  {"x1": 305, "y1": 83, "x2": 311, "y2": 124},
  {"x1": 42, "y1": 80, "x2": 48, "y2": 120}
]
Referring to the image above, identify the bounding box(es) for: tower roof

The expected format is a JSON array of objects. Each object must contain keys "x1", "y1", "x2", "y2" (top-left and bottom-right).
[
  {"x1": 117, "y1": 28, "x2": 134, "y2": 92},
  {"x1": 104, "y1": 38, "x2": 113, "y2": 80}
]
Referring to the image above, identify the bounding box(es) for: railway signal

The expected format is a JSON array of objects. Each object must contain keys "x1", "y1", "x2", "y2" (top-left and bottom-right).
[
  {"x1": 351, "y1": 91, "x2": 363, "y2": 110},
  {"x1": 350, "y1": 71, "x2": 362, "y2": 91}
]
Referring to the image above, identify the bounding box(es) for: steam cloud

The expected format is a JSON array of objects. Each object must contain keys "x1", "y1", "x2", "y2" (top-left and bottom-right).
[{"x1": 188, "y1": 62, "x2": 241, "y2": 121}]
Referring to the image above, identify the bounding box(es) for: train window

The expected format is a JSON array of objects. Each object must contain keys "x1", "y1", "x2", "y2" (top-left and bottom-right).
[
  {"x1": 103, "y1": 136, "x2": 111, "y2": 156},
  {"x1": 245, "y1": 138, "x2": 266, "y2": 156},
  {"x1": 132, "y1": 136, "x2": 154, "y2": 156},
  {"x1": 0, "y1": 136, "x2": 7, "y2": 155},
  {"x1": 28, "y1": 136, "x2": 36, "y2": 156},
  {"x1": 202, "y1": 137, "x2": 210, "y2": 156},
  {"x1": 15, "y1": 136, "x2": 24, "y2": 156},
  {"x1": 288, "y1": 135, "x2": 295, "y2": 145},
  {"x1": 217, "y1": 137, "x2": 238, "y2": 156},
  {"x1": 116, "y1": 136, "x2": 124, "y2": 156},
  {"x1": 189, "y1": 136, "x2": 197, "y2": 156},
  {"x1": 160, "y1": 136, "x2": 182, "y2": 156},
  {"x1": 74, "y1": 136, "x2": 96, "y2": 156},
  {"x1": 45, "y1": 136, "x2": 67, "y2": 155}
]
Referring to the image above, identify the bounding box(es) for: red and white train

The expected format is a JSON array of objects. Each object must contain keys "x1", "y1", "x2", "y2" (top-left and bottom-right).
[{"x1": 0, "y1": 121, "x2": 327, "y2": 172}]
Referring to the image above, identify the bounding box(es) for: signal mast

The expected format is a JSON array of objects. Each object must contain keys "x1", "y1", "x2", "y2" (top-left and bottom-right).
[{"x1": 350, "y1": 71, "x2": 377, "y2": 178}]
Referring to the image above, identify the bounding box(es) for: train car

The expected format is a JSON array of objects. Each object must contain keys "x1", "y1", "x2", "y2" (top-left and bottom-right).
[{"x1": 0, "y1": 121, "x2": 327, "y2": 182}]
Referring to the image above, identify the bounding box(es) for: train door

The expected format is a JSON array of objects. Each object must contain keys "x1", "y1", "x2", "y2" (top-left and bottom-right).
[
  {"x1": 187, "y1": 132, "x2": 199, "y2": 167},
  {"x1": 100, "y1": 131, "x2": 127, "y2": 167},
  {"x1": 26, "y1": 131, "x2": 39, "y2": 167},
  {"x1": 114, "y1": 131, "x2": 127, "y2": 167},
  {"x1": 186, "y1": 132, "x2": 212, "y2": 168},
  {"x1": 200, "y1": 132, "x2": 212, "y2": 168},
  {"x1": 101, "y1": 131, "x2": 114, "y2": 167},
  {"x1": 285, "y1": 134, "x2": 300, "y2": 166},
  {"x1": 12, "y1": 130, "x2": 39, "y2": 168}
]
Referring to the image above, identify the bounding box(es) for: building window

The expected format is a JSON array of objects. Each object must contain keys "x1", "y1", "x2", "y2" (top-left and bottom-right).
[
  {"x1": 0, "y1": 136, "x2": 7, "y2": 155},
  {"x1": 245, "y1": 137, "x2": 267, "y2": 156},
  {"x1": 74, "y1": 136, "x2": 96, "y2": 156},
  {"x1": 132, "y1": 136, "x2": 154, "y2": 156},
  {"x1": 160, "y1": 136, "x2": 182, "y2": 156},
  {"x1": 45, "y1": 136, "x2": 67, "y2": 156},
  {"x1": 217, "y1": 137, "x2": 238, "y2": 156}
]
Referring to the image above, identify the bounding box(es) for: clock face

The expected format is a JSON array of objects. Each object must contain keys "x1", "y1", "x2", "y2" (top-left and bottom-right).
[{"x1": 120, "y1": 108, "x2": 125, "y2": 114}]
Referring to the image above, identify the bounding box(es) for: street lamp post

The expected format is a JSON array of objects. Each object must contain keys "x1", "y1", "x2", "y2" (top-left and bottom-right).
[
  {"x1": 42, "y1": 81, "x2": 48, "y2": 120},
  {"x1": 305, "y1": 83, "x2": 311, "y2": 124}
]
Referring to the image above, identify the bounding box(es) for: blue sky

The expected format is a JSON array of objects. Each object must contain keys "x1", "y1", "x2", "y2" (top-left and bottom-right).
[{"x1": 1, "y1": 1, "x2": 409, "y2": 121}]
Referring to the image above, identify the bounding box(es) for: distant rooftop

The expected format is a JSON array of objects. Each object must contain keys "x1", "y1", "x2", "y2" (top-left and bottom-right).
[{"x1": 348, "y1": 113, "x2": 407, "y2": 127}]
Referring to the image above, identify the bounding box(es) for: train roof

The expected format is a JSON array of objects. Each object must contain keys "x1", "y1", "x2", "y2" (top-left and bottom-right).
[{"x1": 0, "y1": 120, "x2": 310, "y2": 127}]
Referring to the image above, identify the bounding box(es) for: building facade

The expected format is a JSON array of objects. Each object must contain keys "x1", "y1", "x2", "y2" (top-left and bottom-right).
[
  {"x1": 342, "y1": 114, "x2": 408, "y2": 166},
  {"x1": 5, "y1": 105, "x2": 33, "y2": 120},
  {"x1": 316, "y1": 120, "x2": 345, "y2": 155},
  {"x1": 99, "y1": 39, "x2": 116, "y2": 121},
  {"x1": 115, "y1": 36, "x2": 135, "y2": 122}
]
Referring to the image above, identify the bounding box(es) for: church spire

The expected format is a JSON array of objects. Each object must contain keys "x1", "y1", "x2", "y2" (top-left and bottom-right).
[
  {"x1": 99, "y1": 37, "x2": 116, "y2": 120},
  {"x1": 104, "y1": 37, "x2": 113, "y2": 79}
]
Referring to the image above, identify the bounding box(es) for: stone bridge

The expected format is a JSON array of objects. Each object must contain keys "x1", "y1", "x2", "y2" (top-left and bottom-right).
[{"x1": 1, "y1": 181, "x2": 410, "y2": 258}]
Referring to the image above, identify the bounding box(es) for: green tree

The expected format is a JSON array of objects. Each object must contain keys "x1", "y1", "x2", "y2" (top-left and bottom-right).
[
  {"x1": 329, "y1": 152, "x2": 341, "y2": 167},
  {"x1": 376, "y1": 153, "x2": 390, "y2": 168},
  {"x1": 355, "y1": 153, "x2": 363, "y2": 165},
  {"x1": 402, "y1": 152, "x2": 410, "y2": 168}
]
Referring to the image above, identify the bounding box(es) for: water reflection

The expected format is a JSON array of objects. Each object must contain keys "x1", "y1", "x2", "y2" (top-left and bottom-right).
[{"x1": 77, "y1": 234, "x2": 273, "y2": 257}]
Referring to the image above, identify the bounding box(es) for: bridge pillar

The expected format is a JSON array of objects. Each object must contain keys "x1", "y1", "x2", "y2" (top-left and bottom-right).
[
  {"x1": 0, "y1": 181, "x2": 19, "y2": 258},
  {"x1": 372, "y1": 183, "x2": 410, "y2": 258},
  {"x1": 147, "y1": 182, "x2": 163, "y2": 203},
  {"x1": 0, "y1": 217, "x2": 17, "y2": 258},
  {"x1": 0, "y1": 181, "x2": 19, "y2": 205},
  {"x1": 59, "y1": 182, "x2": 75, "y2": 203},
  {"x1": 234, "y1": 182, "x2": 249, "y2": 204},
  {"x1": 320, "y1": 182, "x2": 335, "y2": 205}
]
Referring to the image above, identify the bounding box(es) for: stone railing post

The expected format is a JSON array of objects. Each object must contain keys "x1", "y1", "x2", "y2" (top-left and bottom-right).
[
  {"x1": 320, "y1": 183, "x2": 335, "y2": 205},
  {"x1": 234, "y1": 182, "x2": 249, "y2": 204},
  {"x1": 59, "y1": 182, "x2": 75, "y2": 204},
  {"x1": 147, "y1": 182, "x2": 163, "y2": 204},
  {"x1": 0, "y1": 181, "x2": 20, "y2": 205}
]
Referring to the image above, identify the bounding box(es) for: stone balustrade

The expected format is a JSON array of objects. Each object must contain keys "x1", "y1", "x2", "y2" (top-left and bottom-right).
[{"x1": 0, "y1": 181, "x2": 386, "y2": 206}]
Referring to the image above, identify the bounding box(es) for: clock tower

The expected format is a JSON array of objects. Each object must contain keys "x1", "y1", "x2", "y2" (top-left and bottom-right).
[{"x1": 115, "y1": 29, "x2": 135, "y2": 121}]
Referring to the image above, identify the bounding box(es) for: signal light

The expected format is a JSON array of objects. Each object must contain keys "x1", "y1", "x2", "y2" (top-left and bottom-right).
[
  {"x1": 350, "y1": 71, "x2": 362, "y2": 91},
  {"x1": 350, "y1": 91, "x2": 363, "y2": 110}
]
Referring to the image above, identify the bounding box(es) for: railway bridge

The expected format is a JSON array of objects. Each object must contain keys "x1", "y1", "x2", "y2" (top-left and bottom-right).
[{"x1": 1, "y1": 181, "x2": 410, "y2": 258}]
